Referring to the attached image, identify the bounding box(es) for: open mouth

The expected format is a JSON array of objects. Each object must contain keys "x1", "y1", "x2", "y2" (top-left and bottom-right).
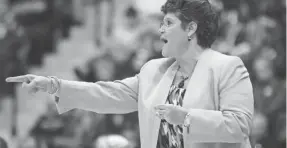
[{"x1": 160, "y1": 37, "x2": 168, "y2": 44}]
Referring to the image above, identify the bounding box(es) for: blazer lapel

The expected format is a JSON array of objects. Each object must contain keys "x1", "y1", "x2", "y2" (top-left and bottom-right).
[
  {"x1": 149, "y1": 60, "x2": 178, "y2": 148},
  {"x1": 183, "y1": 49, "x2": 214, "y2": 109}
]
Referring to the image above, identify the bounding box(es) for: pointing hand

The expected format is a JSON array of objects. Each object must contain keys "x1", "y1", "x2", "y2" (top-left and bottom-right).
[{"x1": 6, "y1": 74, "x2": 52, "y2": 95}]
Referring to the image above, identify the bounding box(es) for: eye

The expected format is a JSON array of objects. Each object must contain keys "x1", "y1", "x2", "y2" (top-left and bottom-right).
[
  {"x1": 167, "y1": 20, "x2": 172, "y2": 26},
  {"x1": 159, "y1": 19, "x2": 173, "y2": 29}
]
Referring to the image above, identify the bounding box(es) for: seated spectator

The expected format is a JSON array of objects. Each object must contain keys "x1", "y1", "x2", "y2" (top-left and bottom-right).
[
  {"x1": 29, "y1": 102, "x2": 65, "y2": 148},
  {"x1": 250, "y1": 111, "x2": 268, "y2": 147},
  {"x1": 90, "y1": 113, "x2": 140, "y2": 148},
  {"x1": 0, "y1": 136, "x2": 8, "y2": 148},
  {"x1": 0, "y1": 11, "x2": 29, "y2": 99},
  {"x1": 94, "y1": 134, "x2": 132, "y2": 148},
  {"x1": 103, "y1": 5, "x2": 148, "y2": 68},
  {"x1": 130, "y1": 28, "x2": 162, "y2": 72},
  {"x1": 74, "y1": 52, "x2": 117, "y2": 82},
  {"x1": 252, "y1": 49, "x2": 286, "y2": 148}
]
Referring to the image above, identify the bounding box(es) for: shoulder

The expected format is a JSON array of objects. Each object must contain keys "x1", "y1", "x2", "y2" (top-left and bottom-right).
[
  {"x1": 140, "y1": 58, "x2": 175, "y2": 73},
  {"x1": 208, "y1": 50, "x2": 244, "y2": 69},
  {"x1": 206, "y1": 50, "x2": 250, "y2": 85},
  {"x1": 137, "y1": 58, "x2": 175, "y2": 82},
  {"x1": 206, "y1": 50, "x2": 246, "y2": 75}
]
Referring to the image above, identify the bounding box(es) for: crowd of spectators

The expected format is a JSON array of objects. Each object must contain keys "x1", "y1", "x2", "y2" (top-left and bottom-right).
[{"x1": 0, "y1": 0, "x2": 81, "y2": 101}]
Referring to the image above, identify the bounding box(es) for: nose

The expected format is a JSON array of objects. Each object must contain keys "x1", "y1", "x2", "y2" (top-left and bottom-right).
[
  {"x1": 158, "y1": 27, "x2": 165, "y2": 34},
  {"x1": 158, "y1": 23, "x2": 165, "y2": 34}
]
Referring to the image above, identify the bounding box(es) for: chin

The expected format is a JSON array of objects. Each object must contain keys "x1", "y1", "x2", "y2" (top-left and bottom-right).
[
  {"x1": 161, "y1": 46, "x2": 171, "y2": 58},
  {"x1": 162, "y1": 48, "x2": 177, "y2": 58},
  {"x1": 161, "y1": 50, "x2": 170, "y2": 58}
]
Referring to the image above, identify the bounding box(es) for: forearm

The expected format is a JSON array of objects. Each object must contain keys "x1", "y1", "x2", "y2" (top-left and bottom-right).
[{"x1": 54, "y1": 79, "x2": 138, "y2": 114}]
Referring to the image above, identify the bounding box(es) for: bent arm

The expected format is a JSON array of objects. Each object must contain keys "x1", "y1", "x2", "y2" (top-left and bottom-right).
[
  {"x1": 54, "y1": 76, "x2": 139, "y2": 114},
  {"x1": 185, "y1": 57, "x2": 254, "y2": 143}
]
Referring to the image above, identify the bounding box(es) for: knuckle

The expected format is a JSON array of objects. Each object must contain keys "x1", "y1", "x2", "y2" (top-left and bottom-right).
[
  {"x1": 26, "y1": 74, "x2": 33, "y2": 77},
  {"x1": 28, "y1": 74, "x2": 36, "y2": 78},
  {"x1": 33, "y1": 80, "x2": 39, "y2": 86}
]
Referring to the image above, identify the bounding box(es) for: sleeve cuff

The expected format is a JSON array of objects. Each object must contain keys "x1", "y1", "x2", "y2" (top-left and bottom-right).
[{"x1": 50, "y1": 84, "x2": 72, "y2": 114}]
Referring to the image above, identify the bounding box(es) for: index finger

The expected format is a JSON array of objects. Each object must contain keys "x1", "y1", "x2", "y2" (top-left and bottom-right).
[{"x1": 6, "y1": 75, "x2": 30, "y2": 83}]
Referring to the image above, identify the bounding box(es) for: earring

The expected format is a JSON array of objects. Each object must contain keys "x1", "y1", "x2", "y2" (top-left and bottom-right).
[{"x1": 188, "y1": 36, "x2": 192, "y2": 41}]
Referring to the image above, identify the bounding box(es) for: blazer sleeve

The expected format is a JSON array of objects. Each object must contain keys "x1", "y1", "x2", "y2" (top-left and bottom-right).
[
  {"x1": 54, "y1": 75, "x2": 139, "y2": 114},
  {"x1": 185, "y1": 56, "x2": 254, "y2": 143}
]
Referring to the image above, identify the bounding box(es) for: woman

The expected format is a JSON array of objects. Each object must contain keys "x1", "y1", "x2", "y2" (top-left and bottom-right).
[{"x1": 6, "y1": 0, "x2": 254, "y2": 148}]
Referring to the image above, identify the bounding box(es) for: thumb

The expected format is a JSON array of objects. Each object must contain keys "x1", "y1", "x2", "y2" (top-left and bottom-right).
[
  {"x1": 26, "y1": 80, "x2": 39, "y2": 94},
  {"x1": 26, "y1": 80, "x2": 47, "y2": 94}
]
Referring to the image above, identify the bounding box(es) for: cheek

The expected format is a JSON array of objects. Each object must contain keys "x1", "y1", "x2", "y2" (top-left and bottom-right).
[
  {"x1": 163, "y1": 27, "x2": 189, "y2": 56},
  {"x1": 170, "y1": 28, "x2": 188, "y2": 44},
  {"x1": 170, "y1": 33, "x2": 189, "y2": 52}
]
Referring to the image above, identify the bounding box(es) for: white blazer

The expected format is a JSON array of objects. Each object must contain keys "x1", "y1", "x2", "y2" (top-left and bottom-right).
[{"x1": 55, "y1": 49, "x2": 254, "y2": 148}]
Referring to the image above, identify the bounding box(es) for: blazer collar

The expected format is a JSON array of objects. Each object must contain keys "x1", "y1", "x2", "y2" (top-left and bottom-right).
[{"x1": 150, "y1": 48, "x2": 214, "y2": 108}]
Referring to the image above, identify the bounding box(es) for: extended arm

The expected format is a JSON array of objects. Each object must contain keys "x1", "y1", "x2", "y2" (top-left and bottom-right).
[{"x1": 55, "y1": 76, "x2": 139, "y2": 114}]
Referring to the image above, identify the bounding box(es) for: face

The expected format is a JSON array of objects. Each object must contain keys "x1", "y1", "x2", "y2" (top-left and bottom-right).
[
  {"x1": 93, "y1": 59, "x2": 115, "y2": 81},
  {"x1": 125, "y1": 16, "x2": 139, "y2": 29},
  {"x1": 159, "y1": 13, "x2": 191, "y2": 58},
  {"x1": 253, "y1": 58, "x2": 273, "y2": 82}
]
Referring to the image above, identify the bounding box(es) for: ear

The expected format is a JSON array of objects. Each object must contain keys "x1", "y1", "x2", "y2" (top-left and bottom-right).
[{"x1": 187, "y1": 21, "x2": 197, "y2": 36}]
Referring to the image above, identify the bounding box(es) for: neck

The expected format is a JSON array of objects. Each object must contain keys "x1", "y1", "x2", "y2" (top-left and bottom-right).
[{"x1": 176, "y1": 42, "x2": 206, "y2": 75}]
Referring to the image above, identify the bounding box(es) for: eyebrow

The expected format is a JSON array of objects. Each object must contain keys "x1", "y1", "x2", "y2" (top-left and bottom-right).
[{"x1": 164, "y1": 17, "x2": 173, "y2": 22}]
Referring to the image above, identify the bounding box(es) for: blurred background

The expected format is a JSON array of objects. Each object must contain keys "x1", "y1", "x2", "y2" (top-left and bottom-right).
[{"x1": 0, "y1": 0, "x2": 285, "y2": 148}]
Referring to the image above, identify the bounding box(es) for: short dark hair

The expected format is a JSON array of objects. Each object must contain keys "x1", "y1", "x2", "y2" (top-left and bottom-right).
[
  {"x1": 161, "y1": 0, "x2": 219, "y2": 48},
  {"x1": 125, "y1": 6, "x2": 138, "y2": 19},
  {"x1": 0, "y1": 137, "x2": 8, "y2": 148}
]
